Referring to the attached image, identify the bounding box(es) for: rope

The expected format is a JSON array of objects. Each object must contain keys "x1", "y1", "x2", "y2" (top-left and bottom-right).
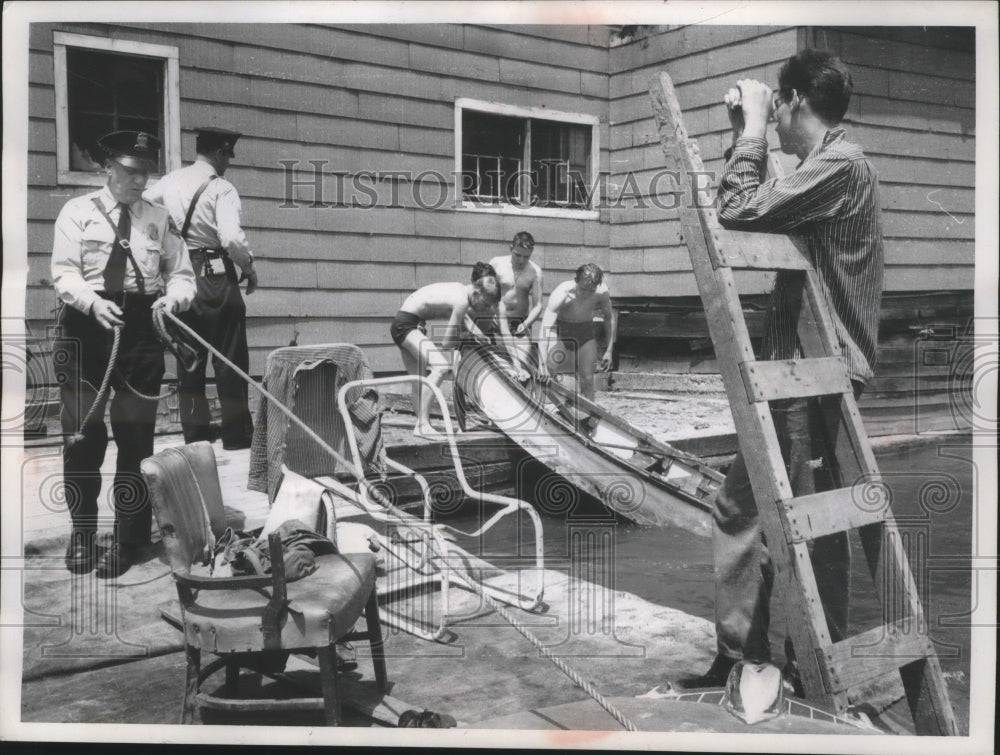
[
  {"x1": 117, "y1": 370, "x2": 177, "y2": 401},
  {"x1": 70, "y1": 326, "x2": 122, "y2": 445},
  {"x1": 157, "y1": 309, "x2": 640, "y2": 732},
  {"x1": 416, "y1": 545, "x2": 640, "y2": 732},
  {"x1": 157, "y1": 310, "x2": 364, "y2": 474}
]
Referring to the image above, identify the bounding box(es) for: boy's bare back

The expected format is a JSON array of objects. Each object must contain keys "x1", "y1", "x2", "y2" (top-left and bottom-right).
[{"x1": 400, "y1": 282, "x2": 470, "y2": 320}]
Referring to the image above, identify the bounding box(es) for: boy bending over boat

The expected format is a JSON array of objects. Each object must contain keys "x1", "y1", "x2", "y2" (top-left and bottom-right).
[
  {"x1": 391, "y1": 274, "x2": 501, "y2": 438},
  {"x1": 537, "y1": 263, "x2": 616, "y2": 401}
]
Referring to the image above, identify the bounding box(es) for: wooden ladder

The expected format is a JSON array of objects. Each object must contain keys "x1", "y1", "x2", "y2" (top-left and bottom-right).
[{"x1": 649, "y1": 72, "x2": 958, "y2": 735}]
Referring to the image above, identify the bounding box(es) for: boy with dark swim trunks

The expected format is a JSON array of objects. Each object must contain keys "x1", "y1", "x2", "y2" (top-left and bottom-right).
[
  {"x1": 537, "y1": 263, "x2": 615, "y2": 401},
  {"x1": 489, "y1": 232, "x2": 543, "y2": 379},
  {"x1": 391, "y1": 274, "x2": 500, "y2": 438}
]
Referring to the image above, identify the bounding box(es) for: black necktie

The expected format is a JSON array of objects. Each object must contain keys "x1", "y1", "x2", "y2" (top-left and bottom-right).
[{"x1": 102, "y1": 203, "x2": 132, "y2": 294}]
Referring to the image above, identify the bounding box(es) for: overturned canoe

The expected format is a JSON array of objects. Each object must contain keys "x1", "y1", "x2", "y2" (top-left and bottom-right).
[{"x1": 454, "y1": 345, "x2": 724, "y2": 535}]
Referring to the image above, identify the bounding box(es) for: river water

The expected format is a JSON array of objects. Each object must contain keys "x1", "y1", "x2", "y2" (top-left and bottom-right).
[{"x1": 439, "y1": 435, "x2": 974, "y2": 734}]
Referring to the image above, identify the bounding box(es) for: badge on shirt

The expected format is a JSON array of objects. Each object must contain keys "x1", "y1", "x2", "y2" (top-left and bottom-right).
[{"x1": 146, "y1": 223, "x2": 159, "y2": 241}]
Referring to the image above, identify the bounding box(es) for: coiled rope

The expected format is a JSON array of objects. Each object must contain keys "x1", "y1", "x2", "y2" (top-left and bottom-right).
[
  {"x1": 154, "y1": 308, "x2": 640, "y2": 731},
  {"x1": 68, "y1": 301, "x2": 182, "y2": 446}
]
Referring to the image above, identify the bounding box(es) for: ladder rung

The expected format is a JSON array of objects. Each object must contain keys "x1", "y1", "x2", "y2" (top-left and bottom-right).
[
  {"x1": 821, "y1": 619, "x2": 936, "y2": 694},
  {"x1": 741, "y1": 357, "x2": 852, "y2": 402},
  {"x1": 714, "y1": 230, "x2": 813, "y2": 270},
  {"x1": 783, "y1": 486, "x2": 888, "y2": 543}
]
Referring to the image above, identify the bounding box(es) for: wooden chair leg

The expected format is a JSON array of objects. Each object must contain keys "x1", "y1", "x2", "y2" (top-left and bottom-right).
[
  {"x1": 365, "y1": 588, "x2": 388, "y2": 693},
  {"x1": 225, "y1": 659, "x2": 240, "y2": 695},
  {"x1": 317, "y1": 644, "x2": 341, "y2": 726},
  {"x1": 182, "y1": 645, "x2": 200, "y2": 724}
]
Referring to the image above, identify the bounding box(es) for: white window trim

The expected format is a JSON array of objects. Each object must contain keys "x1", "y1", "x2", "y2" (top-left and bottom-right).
[
  {"x1": 53, "y1": 31, "x2": 180, "y2": 187},
  {"x1": 454, "y1": 97, "x2": 600, "y2": 220}
]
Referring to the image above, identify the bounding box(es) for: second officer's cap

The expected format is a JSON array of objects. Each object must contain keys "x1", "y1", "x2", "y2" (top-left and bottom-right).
[{"x1": 196, "y1": 127, "x2": 241, "y2": 157}]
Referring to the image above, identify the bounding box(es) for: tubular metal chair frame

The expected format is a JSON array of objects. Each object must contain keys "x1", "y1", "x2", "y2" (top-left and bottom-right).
[{"x1": 331, "y1": 374, "x2": 546, "y2": 642}]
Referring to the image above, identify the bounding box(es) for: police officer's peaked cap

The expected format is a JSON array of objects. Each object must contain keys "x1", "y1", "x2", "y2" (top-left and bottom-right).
[
  {"x1": 196, "y1": 127, "x2": 241, "y2": 157},
  {"x1": 98, "y1": 130, "x2": 160, "y2": 171}
]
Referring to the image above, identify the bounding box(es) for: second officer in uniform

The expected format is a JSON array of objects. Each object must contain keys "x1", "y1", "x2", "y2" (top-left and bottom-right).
[{"x1": 144, "y1": 127, "x2": 258, "y2": 450}]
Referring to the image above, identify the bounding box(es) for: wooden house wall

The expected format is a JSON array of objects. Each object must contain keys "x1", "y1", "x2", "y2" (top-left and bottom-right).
[
  {"x1": 813, "y1": 26, "x2": 975, "y2": 292},
  {"x1": 607, "y1": 25, "x2": 801, "y2": 298},
  {"x1": 26, "y1": 22, "x2": 612, "y2": 376}
]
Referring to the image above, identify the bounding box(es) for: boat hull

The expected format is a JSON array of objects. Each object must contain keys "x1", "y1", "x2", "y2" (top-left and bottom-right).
[{"x1": 455, "y1": 346, "x2": 722, "y2": 535}]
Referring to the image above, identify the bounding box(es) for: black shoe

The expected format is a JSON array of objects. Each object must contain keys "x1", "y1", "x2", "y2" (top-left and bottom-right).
[
  {"x1": 185, "y1": 424, "x2": 221, "y2": 445},
  {"x1": 64, "y1": 531, "x2": 97, "y2": 574},
  {"x1": 222, "y1": 434, "x2": 253, "y2": 451},
  {"x1": 95, "y1": 542, "x2": 136, "y2": 579},
  {"x1": 674, "y1": 654, "x2": 738, "y2": 690}
]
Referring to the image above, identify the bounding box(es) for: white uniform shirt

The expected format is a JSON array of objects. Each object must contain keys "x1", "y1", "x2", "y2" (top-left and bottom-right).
[
  {"x1": 143, "y1": 159, "x2": 254, "y2": 274},
  {"x1": 51, "y1": 186, "x2": 196, "y2": 314}
]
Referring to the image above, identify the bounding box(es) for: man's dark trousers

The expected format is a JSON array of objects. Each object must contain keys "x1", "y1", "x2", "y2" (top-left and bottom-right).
[
  {"x1": 177, "y1": 251, "x2": 253, "y2": 447},
  {"x1": 54, "y1": 293, "x2": 163, "y2": 545}
]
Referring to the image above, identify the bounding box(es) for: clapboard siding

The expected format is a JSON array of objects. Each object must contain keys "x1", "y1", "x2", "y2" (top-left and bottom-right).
[
  {"x1": 608, "y1": 26, "x2": 797, "y2": 298},
  {"x1": 815, "y1": 26, "x2": 976, "y2": 289},
  {"x1": 23, "y1": 23, "x2": 975, "y2": 381},
  {"x1": 606, "y1": 24, "x2": 976, "y2": 299}
]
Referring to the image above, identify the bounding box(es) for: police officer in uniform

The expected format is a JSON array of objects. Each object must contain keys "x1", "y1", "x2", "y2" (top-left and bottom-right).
[
  {"x1": 144, "y1": 127, "x2": 257, "y2": 450},
  {"x1": 51, "y1": 130, "x2": 196, "y2": 578}
]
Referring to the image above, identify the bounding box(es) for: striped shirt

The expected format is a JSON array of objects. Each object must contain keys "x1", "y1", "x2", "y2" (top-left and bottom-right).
[{"x1": 717, "y1": 127, "x2": 884, "y2": 384}]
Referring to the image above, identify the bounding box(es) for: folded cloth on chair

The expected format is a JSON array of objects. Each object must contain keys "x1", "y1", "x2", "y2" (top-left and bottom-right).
[
  {"x1": 247, "y1": 345, "x2": 387, "y2": 501},
  {"x1": 212, "y1": 518, "x2": 337, "y2": 581}
]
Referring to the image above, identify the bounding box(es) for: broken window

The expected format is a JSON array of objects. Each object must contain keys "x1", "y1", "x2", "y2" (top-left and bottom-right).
[
  {"x1": 66, "y1": 48, "x2": 164, "y2": 171},
  {"x1": 53, "y1": 32, "x2": 180, "y2": 184},
  {"x1": 460, "y1": 106, "x2": 595, "y2": 210}
]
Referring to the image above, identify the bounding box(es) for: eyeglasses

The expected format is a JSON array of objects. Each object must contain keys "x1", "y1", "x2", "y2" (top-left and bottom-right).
[{"x1": 770, "y1": 89, "x2": 791, "y2": 121}]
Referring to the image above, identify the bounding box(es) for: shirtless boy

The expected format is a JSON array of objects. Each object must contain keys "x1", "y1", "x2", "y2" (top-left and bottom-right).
[
  {"x1": 488, "y1": 231, "x2": 543, "y2": 375},
  {"x1": 391, "y1": 275, "x2": 501, "y2": 437},
  {"x1": 537, "y1": 263, "x2": 615, "y2": 401}
]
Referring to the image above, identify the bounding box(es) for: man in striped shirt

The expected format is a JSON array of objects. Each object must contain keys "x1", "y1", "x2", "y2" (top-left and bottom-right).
[{"x1": 677, "y1": 49, "x2": 884, "y2": 692}]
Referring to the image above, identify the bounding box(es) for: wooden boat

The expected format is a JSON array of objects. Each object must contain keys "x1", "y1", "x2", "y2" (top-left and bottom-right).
[{"x1": 454, "y1": 345, "x2": 724, "y2": 535}]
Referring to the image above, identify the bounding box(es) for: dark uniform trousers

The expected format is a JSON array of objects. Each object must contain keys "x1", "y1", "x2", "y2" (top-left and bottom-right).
[
  {"x1": 177, "y1": 250, "x2": 253, "y2": 446},
  {"x1": 54, "y1": 293, "x2": 164, "y2": 545}
]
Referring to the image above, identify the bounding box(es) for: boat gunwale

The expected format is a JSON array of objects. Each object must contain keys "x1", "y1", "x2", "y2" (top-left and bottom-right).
[{"x1": 455, "y1": 345, "x2": 721, "y2": 517}]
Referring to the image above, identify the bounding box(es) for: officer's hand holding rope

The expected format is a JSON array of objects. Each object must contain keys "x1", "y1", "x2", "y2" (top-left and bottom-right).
[{"x1": 91, "y1": 299, "x2": 124, "y2": 330}]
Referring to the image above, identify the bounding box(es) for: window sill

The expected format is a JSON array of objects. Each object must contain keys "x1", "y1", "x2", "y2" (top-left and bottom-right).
[{"x1": 455, "y1": 202, "x2": 598, "y2": 221}]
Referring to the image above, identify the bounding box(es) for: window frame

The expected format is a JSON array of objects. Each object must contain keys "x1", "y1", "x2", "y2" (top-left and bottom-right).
[
  {"x1": 53, "y1": 31, "x2": 181, "y2": 187},
  {"x1": 454, "y1": 98, "x2": 600, "y2": 220}
]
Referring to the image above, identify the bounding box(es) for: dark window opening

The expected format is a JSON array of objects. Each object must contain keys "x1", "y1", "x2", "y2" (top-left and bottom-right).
[
  {"x1": 66, "y1": 48, "x2": 164, "y2": 171},
  {"x1": 461, "y1": 110, "x2": 593, "y2": 210}
]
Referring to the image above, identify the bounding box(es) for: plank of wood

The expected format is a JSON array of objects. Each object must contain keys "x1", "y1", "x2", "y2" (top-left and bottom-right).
[
  {"x1": 820, "y1": 619, "x2": 936, "y2": 695},
  {"x1": 782, "y1": 487, "x2": 887, "y2": 543},
  {"x1": 740, "y1": 357, "x2": 853, "y2": 403}
]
